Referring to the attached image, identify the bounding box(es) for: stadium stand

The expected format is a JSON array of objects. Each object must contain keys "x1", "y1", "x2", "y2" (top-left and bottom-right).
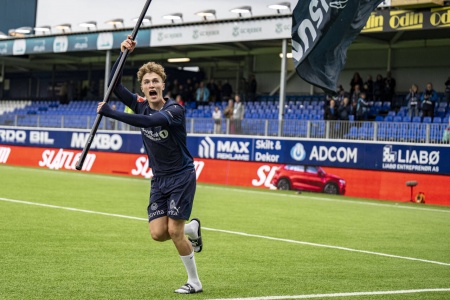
[{"x1": 1, "y1": 96, "x2": 449, "y2": 144}]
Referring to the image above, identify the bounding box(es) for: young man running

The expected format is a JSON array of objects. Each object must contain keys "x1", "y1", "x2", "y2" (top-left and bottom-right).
[{"x1": 97, "y1": 35, "x2": 203, "y2": 294}]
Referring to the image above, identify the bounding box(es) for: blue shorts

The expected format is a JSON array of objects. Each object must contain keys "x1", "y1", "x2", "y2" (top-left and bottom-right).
[{"x1": 147, "y1": 169, "x2": 196, "y2": 222}]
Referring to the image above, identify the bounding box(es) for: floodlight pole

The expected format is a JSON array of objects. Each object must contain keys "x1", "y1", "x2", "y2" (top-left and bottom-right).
[{"x1": 278, "y1": 38, "x2": 288, "y2": 136}]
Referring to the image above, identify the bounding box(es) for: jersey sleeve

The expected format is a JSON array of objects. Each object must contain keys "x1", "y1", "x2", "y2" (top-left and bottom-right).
[
  {"x1": 159, "y1": 104, "x2": 185, "y2": 126},
  {"x1": 109, "y1": 52, "x2": 139, "y2": 112},
  {"x1": 99, "y1": 103, "x2": 169, "y2": 128}
]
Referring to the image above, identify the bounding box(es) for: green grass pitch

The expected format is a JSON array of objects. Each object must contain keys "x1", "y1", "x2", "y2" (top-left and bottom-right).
[{"x1": 1, "y1": 165, "x2": 449, "y2": 300}]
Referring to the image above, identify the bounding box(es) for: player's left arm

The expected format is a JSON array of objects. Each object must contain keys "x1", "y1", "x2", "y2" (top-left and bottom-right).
[
  {"x1": 97, "y1": 102, "x2": 184, "y2": 128},
  {"x1": 98, "y1": 102, "x2": 169, "y2": 127}
]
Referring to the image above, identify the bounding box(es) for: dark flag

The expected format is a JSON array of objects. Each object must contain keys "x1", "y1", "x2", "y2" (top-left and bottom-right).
[{"x1": 291, "y1": 0, "x2": 383, "y2": 95}]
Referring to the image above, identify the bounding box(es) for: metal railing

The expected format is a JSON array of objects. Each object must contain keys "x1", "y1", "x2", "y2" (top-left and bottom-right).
[
  {"x1": 187, "y1": 118, "x2": 449, "y2": 144},
  {"x1": 1, "y1": 114, "x2": 449, "y2": 145}
]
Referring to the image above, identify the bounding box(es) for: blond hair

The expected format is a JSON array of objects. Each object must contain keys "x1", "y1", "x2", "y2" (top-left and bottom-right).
[{"x1": 137, "y1": 62, "x2": 166, "y2": 83}]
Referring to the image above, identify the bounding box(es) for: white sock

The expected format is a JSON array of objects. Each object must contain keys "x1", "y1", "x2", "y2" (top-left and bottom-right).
[
  {"x1": 180, "y1": 251, "x2": 202, "y2": 290},
  {"x1": 184, "y1": 220, "x2": 199, "y2": 240}
]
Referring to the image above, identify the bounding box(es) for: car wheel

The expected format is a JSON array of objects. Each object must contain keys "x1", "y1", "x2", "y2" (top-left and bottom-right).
[
  {"x1": 323, "y1": 183, "x2": 339, "y2": 194},
  {"x1": 277, "y1": 178, "x2": 291, "y2": 190}
]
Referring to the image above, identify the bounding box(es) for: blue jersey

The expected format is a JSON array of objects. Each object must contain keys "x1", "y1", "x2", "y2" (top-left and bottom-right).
[
  {"x1": 104, "y1": 54, "x2": 194, "y2": 177},
  {"x1": 132, "y1": 98, "x2": 194, "y2": 177}
]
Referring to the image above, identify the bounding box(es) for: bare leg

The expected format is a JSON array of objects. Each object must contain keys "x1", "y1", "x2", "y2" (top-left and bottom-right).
[
  {"x1": 149, "y1": 217, "x2": 202, "y2": 292},
  {"x1": 168, "y1": 218, "x2": 192, "y2": 256},
  {"x1": 168, "y1": 218, "x2": 202, "y2": 293},
  {"x1": 148, "y1": 216, "x2": 171, "y2": 242}
]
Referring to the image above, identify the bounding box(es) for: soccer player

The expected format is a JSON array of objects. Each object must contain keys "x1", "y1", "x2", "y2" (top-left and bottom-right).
[{"x1": 97, "y1": 35, "x2": 203, "y2": 294}]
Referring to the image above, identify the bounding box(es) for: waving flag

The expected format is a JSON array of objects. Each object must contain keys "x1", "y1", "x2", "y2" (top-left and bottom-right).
[{"x1": 292, "y1": 0, "x2": 383, "y2": 95}]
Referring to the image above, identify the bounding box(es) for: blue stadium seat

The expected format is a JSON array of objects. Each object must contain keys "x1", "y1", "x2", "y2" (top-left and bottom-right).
[
  {"x1": 384, "y1": 115, "x2": 394, "y2": 122},
  {"x1": 436, "y1": 107, "x2": 446, "y2": 118},
  {"x1": 268, "y1": 121, "x2": 278, "y2": 136},
  {"x1": 396, "y1": 110, "x2": 406, "y2": 117},
  {"x1": 423, "y1": 116, "x2": 432, "y2": 123},
  {"x1": 412, "y1": 116, "x2": 422, "y2": 123},
  {"x1": 344, "y1": 126, "x2": 358, "y2": 139},
  {"x1": 438, "y1": 102, "x2": 448, "y2": 109},
  {"x1": 377, "y1": 124, "x2": 389, "y2": 140},
  {"x1": 433, "y1": 117, "x2": 442, "y2": 123},
  {"x1": 387, "y1": 111, "x2": 396, "y2": 117},
  {"x1": 417, "y1": 130, "x2": 427, "y2": 142},
  {"x1": 310, "y1": 121, "x2": 325, "y2": 138},
  {"x1": 373, "y1": 101, "x2": 383, "y2": 109},
  {"x1": 382, "y1": 101, "x2": 391, "y2": 111},
  {"x1": 386, "y1": 126, "x2": 398, "y2": 140},
  {"x1": 402, "y1": 116, "x2": 411, "y2": 122}
]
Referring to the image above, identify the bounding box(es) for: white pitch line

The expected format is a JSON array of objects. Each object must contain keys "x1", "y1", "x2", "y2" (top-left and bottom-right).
[
  {"x1": 207, "y1": 288, "x2": 450, "y2": 300},
  {"x1": 0, "y1": 197, "x2": 146, "y2": 221},
  {"x1": 203, "y1": 227, "x2": 450, "y2": 267},
  {"x1": 198, "y1": 185, "x2": 450, "y2": 214},
  {"x1": 1, "y1": 197, "x2": 450, "y2": 267}
]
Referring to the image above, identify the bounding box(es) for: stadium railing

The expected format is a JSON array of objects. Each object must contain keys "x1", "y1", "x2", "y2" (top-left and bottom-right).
[
  {"x1": 1, "y1": 99, "x2": 449, "y2": 144},
  {"x1": 2, "y1": 114, "x2": 448, "y2": 144}
]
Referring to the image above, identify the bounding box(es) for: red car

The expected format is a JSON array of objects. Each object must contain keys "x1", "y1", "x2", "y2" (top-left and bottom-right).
[{"x1": 271, "y1": 164, "x2": 346, "y2": 195}]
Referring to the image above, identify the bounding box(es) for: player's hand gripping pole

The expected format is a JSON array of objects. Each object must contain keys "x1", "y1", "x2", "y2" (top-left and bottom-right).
[{"x1": 75, "y1": 0, "x2": 153, "y2": 171}]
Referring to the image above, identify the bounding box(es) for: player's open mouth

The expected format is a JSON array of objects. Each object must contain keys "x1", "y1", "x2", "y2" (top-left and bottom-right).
[{"x1": 149, "y1": 90, "x2": 157, "y2": 97}]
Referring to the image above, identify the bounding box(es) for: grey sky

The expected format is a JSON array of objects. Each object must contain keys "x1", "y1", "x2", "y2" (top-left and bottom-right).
[{"x1": 36, "y1": 0, "x2": 297, "y2": 32}]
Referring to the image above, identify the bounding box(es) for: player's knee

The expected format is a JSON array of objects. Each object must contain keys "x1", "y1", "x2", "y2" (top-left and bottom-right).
[
  {"x1": 167, "y1": 227, "x2": 184, "y2": 241},
  {"x1": 149, "y1": 228, "x2": 168, "y2": 242}
]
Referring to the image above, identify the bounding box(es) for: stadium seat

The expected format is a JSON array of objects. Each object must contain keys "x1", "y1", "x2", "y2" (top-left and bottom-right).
[
  {"x1": 343, "y1": 126, "x2": 357, "y2": 139},
  {"x1": 387, "y1": 111, "x2": 396, "y2": 117},
  {"x1": 382, "y1": 101, "x2": 391, "y2": 111},
  {"x1": 423, "y1": 116, "x2": 432, "y2": 123},
  {"x1": 412, "y1": 116, "x2": 422, "y2": 123},
  {"x1": 397, "y1": 128, "x2": 409, "y2": 141},
  {"x1": 402, "y1": 116, "x2": 411, "y2": 122},
  {"x1": 436, "y1": 107, "x2": 446, "y2": 118},
  {"x1": 373, "y1": 101, "x2": 382, "y2": 111},
  {"x1": 384, "y1": 115, "x2": 394, "y2": 122},
  {"x1": 396, "y1": 110, "x2": 406, "y2": 117},
  {"x1": 311, "y1": 124, "x2": 325, "y2": 138},
  {"x1": 433, "y1": 117, "x2": 442, "y2": 123},
  {"x1": 267, "y1": 121, "x2": 279, "y2": 136},
  {"x1": 377, "y1": 127, "x2": 387, "y2": 140}
]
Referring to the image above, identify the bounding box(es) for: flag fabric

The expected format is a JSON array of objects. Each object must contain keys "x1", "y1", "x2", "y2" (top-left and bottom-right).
[{"x1": 291, "y1": 0, "x2": 383, "y2": 95}]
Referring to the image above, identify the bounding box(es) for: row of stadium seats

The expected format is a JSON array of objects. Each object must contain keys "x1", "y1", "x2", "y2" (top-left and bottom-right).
[
  {"x1": 2, "y1": 99, "x2": 449, "y2": 122},
  {"x1": 375, "y1": 115, "x2": 449, "y2": 124},
  {"x1": 1, "y1": 110, "x2": 447, "y2": 143},
  {"x1": 191, "y1": 119, "x2": 447, "y2": 142}
]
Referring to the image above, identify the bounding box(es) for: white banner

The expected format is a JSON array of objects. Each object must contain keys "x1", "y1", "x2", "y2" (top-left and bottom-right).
[{"x1": 151, "y1": 18, "x2": 292, "y2": 47}]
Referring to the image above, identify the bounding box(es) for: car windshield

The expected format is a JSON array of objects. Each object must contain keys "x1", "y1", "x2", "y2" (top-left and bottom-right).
[
  {"x1": 318, "y1": 167, "x2": 326, "y2": 175},
  {"x1": 285, "y1": 165, "x2": 304, "y2": 172}
]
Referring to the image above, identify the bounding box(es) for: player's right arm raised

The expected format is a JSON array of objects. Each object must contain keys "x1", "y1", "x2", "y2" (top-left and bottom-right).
[{"x1": 108, "y1": 36, "x2": 138, "y2": 111}]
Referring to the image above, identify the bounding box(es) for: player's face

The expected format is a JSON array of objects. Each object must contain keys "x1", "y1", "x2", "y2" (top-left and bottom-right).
[{"x1": 141, "y1": 72, "x2": 165, "y2": 104}]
